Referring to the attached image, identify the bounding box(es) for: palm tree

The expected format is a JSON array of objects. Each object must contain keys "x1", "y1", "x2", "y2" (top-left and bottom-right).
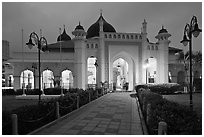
[
  {"x1": 176, "y1": 50, "x2": 202, "y2": 91},
  {"x1": 176, "y1": 50, "x2": 202, "y2": 69}
]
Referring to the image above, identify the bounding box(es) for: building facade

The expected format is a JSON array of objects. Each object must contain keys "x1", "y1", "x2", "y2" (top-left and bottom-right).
[
  {"x1": 2, "y1": 40, "x2": 14, "y2": 87},
  {"x1": 8, "y1": 13, "x2": 201, "y2": 91}
]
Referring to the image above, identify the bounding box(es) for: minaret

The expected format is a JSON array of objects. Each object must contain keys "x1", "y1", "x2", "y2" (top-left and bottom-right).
[
  {"x1": 72, "y1": 22, "x2": 87, "y2": 89},
  {"x1": 142, "y1": 19, "x2": 147, "y2": 35},
  {"x1": 99, "y1": 9, "x2": 104, "y2": 32},
  {"x1": 155, "y1": 25, "x2": 171, "y2": 83},
  {"x1": 98, "y1": 9, "x2": 106, "y2": 85},
  {"x1": 141, "y1": 19, "x2": 148, "y2": 84}
]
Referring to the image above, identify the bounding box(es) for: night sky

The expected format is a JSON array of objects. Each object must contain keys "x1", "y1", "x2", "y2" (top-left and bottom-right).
[{"x1": 2, "y1": 2, "x2": 202, "y2": 53}]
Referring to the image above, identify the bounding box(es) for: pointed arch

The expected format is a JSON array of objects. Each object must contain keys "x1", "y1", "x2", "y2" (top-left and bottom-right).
[
  {"x1": 20, "y1": 69, "x2": 34, "y2": 89},
  {"x1": 42, "y1": 69, "x2": 54, "y2": 89},
  {"x1": 87, "y1": 56, "x2": 97, "y2": 89},
  {"x1": 61, "y1": 69, "x2": 73, "y2": 89},
  {"x1": 110, "y1": 51, "x2": 135, "y2": 90}
]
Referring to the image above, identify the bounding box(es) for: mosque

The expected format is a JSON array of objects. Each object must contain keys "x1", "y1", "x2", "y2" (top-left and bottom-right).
[{"x1": 6, "y1": 12, "x2": 201, "y2": 91}]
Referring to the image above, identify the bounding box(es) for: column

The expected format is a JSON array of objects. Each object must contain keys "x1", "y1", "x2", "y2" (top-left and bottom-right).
[{"x1": 73, "y1": 40, "x2": 86, "y2": 89}]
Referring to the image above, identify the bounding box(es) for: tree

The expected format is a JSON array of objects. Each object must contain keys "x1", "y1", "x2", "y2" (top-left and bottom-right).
[
  {"x1": 177, "y1": 50, "x2": 202, "y2": 69},
  {"x1": 176, "y1": 50, "x2": 202, "y2": 90}
]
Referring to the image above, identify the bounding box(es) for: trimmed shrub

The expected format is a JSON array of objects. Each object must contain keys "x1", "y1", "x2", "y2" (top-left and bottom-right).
[
  {"x1": 44, "y1": 88, "x2": 70, "y2": 95},
  {"x1": 137, "y1": 89, "x2": 202, "y2": 135},
  {"x1": 136, "y1": 83, "x2": 183, "y2": 95},
  {"x1": 2, "y1": 89, "x2": 16, "y2": 96},
  {"x1": 3, "y1": 89, "x2": 42, "y2": 96}
]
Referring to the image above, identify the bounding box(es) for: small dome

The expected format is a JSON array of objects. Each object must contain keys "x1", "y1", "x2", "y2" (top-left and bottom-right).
[
  {"x1": 57, "y1": 27, "x2": 71, "y2": 42},
  {"x1": 158, "y1": 26, "x2": 168, "y2": 34},
  {"x1": 75, "y1": 22, "x2": 84, "y2": 30},
  {"x1": 86, "y1": 14, "x2": 116, "y2": 39}
]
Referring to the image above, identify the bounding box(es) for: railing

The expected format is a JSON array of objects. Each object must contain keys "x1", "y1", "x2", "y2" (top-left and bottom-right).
[
  {"x1": 104, "y1": 32, "x2": 143, "y2": 41},
  {"x1": 88, "y1": 84, "x2": 97, "y2": 89},
  {"x1": 86, "y1": 43, "x2": 98, "y2": 49}
]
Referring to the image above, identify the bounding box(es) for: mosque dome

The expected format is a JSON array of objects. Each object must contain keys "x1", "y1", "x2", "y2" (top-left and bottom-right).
[
  {"x1": 86, "y1": 14, "x2": 116, "y2": 39},
  {"x1": 158, "y1": 26, "x2": 168, "y2": 34},
  {"x1": 74, "y1": 22, "x2": 85, "y2": 30},
  {"x1": 57, "y1": 26, "x2": 71, "y2": 42}
]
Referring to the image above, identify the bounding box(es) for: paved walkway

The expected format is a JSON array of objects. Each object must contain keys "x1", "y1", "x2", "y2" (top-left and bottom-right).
[{"x1": 31, "y1": 92, "x2": 143, "y2": 135}]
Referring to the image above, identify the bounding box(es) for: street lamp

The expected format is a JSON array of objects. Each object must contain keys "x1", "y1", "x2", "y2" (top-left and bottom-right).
[
  {"x1": 94, "y1": 58, "x2": 98, "y2": 88},
  {"x1": 26, "y1": 31, "x2": 48, "y2": 103},
  {"x1": 144, "y1": 59, "x2": 149, "y2": 84},
  {"x1": 180, "y1": 16, "x2": 202, "y2": 109}
]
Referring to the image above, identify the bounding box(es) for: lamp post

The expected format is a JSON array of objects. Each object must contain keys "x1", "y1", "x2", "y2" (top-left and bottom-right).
[
  {"x1": 144, "y1": 59, "x2": 149, "y2": 84},
  {"x1": 180, "y1": 16, "x2": 201, "y2": 109},
  {"x1": 26, "y1": 32, "x2": 48, "y2": 103},
  {"x1": 94, "y1": 58, "x2": 98, "y2": 88}
]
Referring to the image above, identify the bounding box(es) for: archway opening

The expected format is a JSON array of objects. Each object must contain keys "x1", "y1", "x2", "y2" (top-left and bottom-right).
[
  {"x1": 20, "y1": 69, "x2": 34, "y2": 89},
  {"x1": 87, "y1": 57, "x2": 97, "y2": 88},
  {"x1": 144, "y1": 57, "x2": 157, "y2": 83},
  {"x1": 113, "y1": 58, "x2": 129, "y2": 91},
  {"x1": 61, "y1": 70, "x2": 73, "y2": 89},
  {"x1": 7, "y1": 75, "x2": 14, "y2": 87},
  {"x1": 42, "y1": 69, "x2": 54, "y2": 89}
]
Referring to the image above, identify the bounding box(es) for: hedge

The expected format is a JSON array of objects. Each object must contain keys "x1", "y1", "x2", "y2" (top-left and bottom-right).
[
  {"x1": 136, "y1": 83, "x2": 183, "y2": 95},
  {"x1": 136, "y1": 87, "x2": 202, "y2": 135},
  {"x1": 2, "y1": 88, "x2": 70, "y2": 96},
  {"x1": 2, "y1": 88, "x2": 105, "y2": 135}
]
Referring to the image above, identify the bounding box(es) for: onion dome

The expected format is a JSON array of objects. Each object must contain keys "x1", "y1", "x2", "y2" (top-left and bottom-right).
[
  {"x1": 72, "y1": 22, "x2": 86, "y2": 38},
  {"x1": 75, "y1": 22, "x2": 84, "y2": 30},
  {"x1": 155, "y1": 25, "x2": 171, "y2": 40},
  {"x1": 158, "y1": 25, "x2": 168, "y2": 34},
  {"x1": 86, "y1": 14, "x2": 116, "y2": 39},
  {"x1": 57, "y1": 25, "x2": 71, "y2": 42}
]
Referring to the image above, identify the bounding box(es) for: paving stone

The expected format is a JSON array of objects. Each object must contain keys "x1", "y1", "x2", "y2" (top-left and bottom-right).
[
  {"x1": 118, "y1": 129, "x2": 131, "y2": 135},
  {"x1": 93, "y1": 127, "x2": 106, "y2": 132},
  {"x1": 111, "y1": 118, "x2": 121, "y2": 122},
  {"x1": 70, "y1": 125, "x2": 84, "y2": 130},
  {"x1": 105, "y1": 128, "x2": 118, "y2": 133},
  {"x1": 96, "y1": 123, "x2": 108, "y2": 128},
  {"x1": 89, "y1": 120, "x2": 100, "y2": 124},
  {"x1": 108, "y1": 124, "x2": 120, "y2": 129},
  {"x1": 131, "y1": 129, "x2": 143, "y2": 135},
  {"x1": 87, "y1": 123, "x2": 98, "y2": 128},
  {"x1": 119, "y1": 125, "x2": 131, "y2": 130},
  {"x1": 64, "y1": 129, "x2": 80, "y2": 135},
  {"x1": 110, "y1": 121, "x2": 120, "y2": 125},
  {"x1": 54, "y1": 128, "x2": 68, "y2": 133},
  {"x1": 100, "y1": 120, "x2": 110, "y2": 124},
  {"x1": 83, "y1": 117, "x2": 93, "y2": 120},
  {"x1": 78, "y1": 130, "x2": 91, "y2": 135},
  {"x1": 104, "y1": 132, "x2": 116, "y2": 135},
  {"x1": 82, "y1": 126, "x2": 95, "y2": 131},
  {"x1": 90, "y1": 131, "x2": 104, "y2": 135}
]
